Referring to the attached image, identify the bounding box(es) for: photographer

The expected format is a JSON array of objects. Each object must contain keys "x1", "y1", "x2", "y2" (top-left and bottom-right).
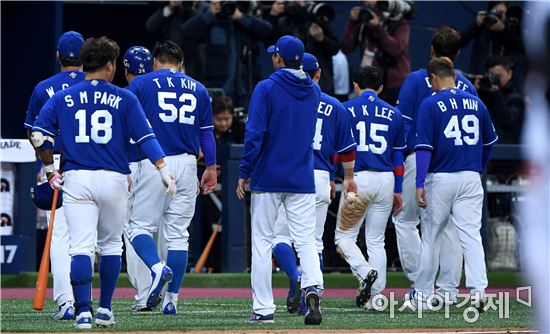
[
  {"x1": 341, "y1": 0, "x2": 412, "y2": 105},
  {"x1": 263, "y1": 1, "x2": 340, "y2": 95},
  {"x1": 475, "y1": 56, "x2": 525, "y2": 144},
  {"x1": 460, "y1": 1, "x2": 525, "y2": 90},
  {"x1": 181, "y1": 0, "x2": 272, "y2": 108},
  {"x1": 145, "y1": 1, "x2": 203, "y2": 80}
]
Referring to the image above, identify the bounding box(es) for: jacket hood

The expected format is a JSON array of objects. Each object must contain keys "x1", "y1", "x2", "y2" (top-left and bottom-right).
[{"x1": 269, "y1": 68, "x2": 316, "y2": 100}]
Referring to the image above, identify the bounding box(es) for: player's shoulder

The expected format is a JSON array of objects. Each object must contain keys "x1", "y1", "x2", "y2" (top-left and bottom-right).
[
  {"x1": 377, "y1": 95, "x2": 402, "y2": 117},
  {"x1": 405, "y1": 68, "x2": 427, "y2": 83},
  {"x1": 455, "y1": 72, "x2": 477, "y2": 93},
  {"x1": 320, "y1": 92, "x2": 341, "y2": 106}
]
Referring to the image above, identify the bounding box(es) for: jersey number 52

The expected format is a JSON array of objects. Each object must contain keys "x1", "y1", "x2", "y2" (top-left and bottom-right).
[{"x1": 157, "y1": 92, "x2": 196, "y2": 125}]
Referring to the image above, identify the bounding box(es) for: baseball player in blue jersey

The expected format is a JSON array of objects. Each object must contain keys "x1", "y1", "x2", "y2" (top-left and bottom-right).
[
  {"x1": 120, "y1": 46, "x2": 159, "y2": 312},
  {"x1": 127, "y1": 40, "x2": 217, "y2": 315},
  {"x1": 271, "y1": 53, "x2": 357, "y2": 314},
  {"x1": 413, "y1": 57, "x2": 498, "y2": 310},
  {"x1": 395, "y1": 27, "x2": 476, "y2": 304},
  {"x1": 337, "y1": 66, "x2": 406, "y2": 309},
  {"x1": 236, "y1": 36, "x2": 324, "y2": 325},
  {"x1": 24, "y1": 31, "x2": 85, "y2": 321},
  {"x1": 30, "y1": 36, "x2": 176, "y2": 329}
]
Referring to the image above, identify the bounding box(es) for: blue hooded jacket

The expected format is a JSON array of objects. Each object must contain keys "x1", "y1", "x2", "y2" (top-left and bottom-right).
[{"x1": 240, "y1": 68, "x2": 321, "y2": 193}]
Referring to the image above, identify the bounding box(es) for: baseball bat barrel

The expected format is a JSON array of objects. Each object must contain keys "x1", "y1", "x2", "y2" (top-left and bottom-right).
[
  {"x1": 194, "y1": 223, "x2": 221, "y2": 273},
  {"x1": 33, "y1": 188, "x2": 59, "y2": 311}
]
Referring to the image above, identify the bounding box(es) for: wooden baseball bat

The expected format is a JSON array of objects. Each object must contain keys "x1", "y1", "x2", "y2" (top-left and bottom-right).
[
  {"x1": 33, "y1": 188, "x2": 59, "y2": 311},
  {"x1": 194, "y1": 223, "x2": 221, "y2": 273}
]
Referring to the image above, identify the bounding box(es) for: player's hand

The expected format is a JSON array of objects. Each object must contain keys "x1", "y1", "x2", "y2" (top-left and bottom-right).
[
  {"x1": 342, "y1": 178, "x2": 357, "y2": 196},
  {"x1": 159, "y1": 167, "x2": 177, "y2": 196},
  {"x1": 236, "y1": 178, "x2": 250, "y2": 200},
  {"x1": 330, "y1": 181, "x2": 337, "y2": 199},
  {"x1": 393, "y1": 193, "x2": 403, "y2": 215},
  {"x1": 44, "y1": 164, "x2": 63, "y2": 190},
  {"x1": 308, "y1": 23, "x2": 325, "y2": 42},
  {"x1": 416, "y1": 188, "x2": 427, "y2": 208},
  {"x1": 201, "y1": 166, "x2": 217, "y2": 195}
]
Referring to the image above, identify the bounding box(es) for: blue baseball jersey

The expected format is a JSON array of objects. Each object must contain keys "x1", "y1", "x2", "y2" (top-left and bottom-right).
[
  {"x1": 415, "y1": 88, "x2": 498, "y2": 173},
  {"x1": 24, "y1": 70, "x2": 86, "y2": 152},
  {"x1": 313, "y1": 92, "x2": 356, "y2": 173},
  {"x1": 32, "y1": 79, "x2": 158, "y2": 174},
  {"x1": 343, "y1": 91, "x2": 406, "y2": 172},
  {"x1": 397, "y1": 69, "x2": 477, "y2": 154},
  {"x1": 127, "y1": 68, "x2": 213, "y2": 161}
]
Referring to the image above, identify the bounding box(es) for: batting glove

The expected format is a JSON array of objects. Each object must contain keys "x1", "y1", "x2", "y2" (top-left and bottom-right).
[
  {"x1": 44, "y1": 164, "x2": 63, "y2": 190},
  {"x1": 158, "y1": 165, "x2": 177, "y2": 196}
]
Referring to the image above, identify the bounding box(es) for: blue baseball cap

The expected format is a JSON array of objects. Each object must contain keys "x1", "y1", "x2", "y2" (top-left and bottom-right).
[
  {"x1": 267, "y1": 35, "x2": 304, "y2": 63},
  {"x1": 302, "y1": 53, "x2": 319, "y2": 71},
  {"x1": 57, "y1": 31, "x2": 84, "y2": 59},
  {"x1": 30, "y1": 183, "x2": 63, "y2": 211},
  {"x1": 123, "y1": 46, "x2": 153, "y2": 75}
]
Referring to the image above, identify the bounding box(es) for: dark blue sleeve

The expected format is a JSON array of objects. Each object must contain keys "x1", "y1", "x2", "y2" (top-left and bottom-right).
[
  {"x1": 334, "y1": 102, "x2": 357, "y2": 153},
  {"x1": 199, "y1": 87, "x2": 215, "y2": 166},
  {"x1": 414, "y1": 100, "x2": 435, "y2": 151},
  {"x1": 415, "y1": 149, "x2": 432, "y2": 188},
  {"x1": 32, "y1": 94, "x2": 59, "y2": 137},
  {"x1": 240, "y1": 82, "x2": 269, "y2": 179},
  {"x1": 396, "y1": 73, "x2": 418, "y2": 139},
  {"x1": 24, "y1": 87, "x2": 42, "y2": 129}
]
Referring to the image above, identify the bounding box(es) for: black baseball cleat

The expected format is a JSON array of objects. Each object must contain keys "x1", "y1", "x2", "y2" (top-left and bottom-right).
[
  {"x1": 304, "y1": 287, "x2": 322, "y2": 325},
  {"x1": 356, "y1": 269, "x2": 378, "y2": 308},
  {"x1": 286, "y1": 277, "x2": 301, "y2": 314}
]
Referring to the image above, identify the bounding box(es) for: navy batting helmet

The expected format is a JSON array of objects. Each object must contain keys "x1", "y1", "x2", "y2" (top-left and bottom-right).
[
  {"x1": 31, "y1": 183, "x2": 63, "y2": 210},
  {"x1": 123, "y1": 46, "x2": 153, "y2": 75}
]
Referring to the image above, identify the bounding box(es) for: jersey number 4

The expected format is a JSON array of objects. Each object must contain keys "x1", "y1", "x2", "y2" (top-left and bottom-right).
[
  {"x1": 444, "y1": 114, "x2": 479, "y2": 146},
  {"x1": 356, "y1": 121, "x2": 388, "y2": 154},
  {"x1": 75, "y1": 109, "x2": 112, "y2": 144},
  {"x1": 158, "y1": 92, "x2": 196, "y2": 125}
]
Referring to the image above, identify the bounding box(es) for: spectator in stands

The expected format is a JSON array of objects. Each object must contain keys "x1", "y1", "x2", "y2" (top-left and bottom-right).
[
  {"x1": 475, "y1": 56, "x2": 525, "y2": 144},
  {"x1": 460, "y1": 1, "x2": 526, "y2": 91},
  {"x1": 145, "y1": 1, "x2": 203, "y2": 80},
  {"x1": 263, "y1": 1, "x2": 340, "y2": 95},
  {"x1": 212, "y1": 95, "x2": 245, "y2": 151},
  {"x1": 181, "y1": 0, "x2": 272, "y2": 109},
  {"x1": 340, "y1": 0, "x2": 412, "y2": 105}
]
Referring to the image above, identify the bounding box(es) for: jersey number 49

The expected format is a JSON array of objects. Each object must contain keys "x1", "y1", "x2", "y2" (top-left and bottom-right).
[{"x1": 444, "y1": 114, "x2": 479, "y2": 146}]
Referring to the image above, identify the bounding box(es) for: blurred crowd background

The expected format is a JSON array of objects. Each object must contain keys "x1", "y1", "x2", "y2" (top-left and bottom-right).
[{"x1": 1, "y1": 0, "x2": 529, "y2": 273}]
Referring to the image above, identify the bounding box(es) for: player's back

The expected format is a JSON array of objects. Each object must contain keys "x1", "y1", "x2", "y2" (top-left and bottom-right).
[
  {"x1": 397, "y1": 68, "x2": 477, "y2": 153},
  {"x1": 343, "y1": 91, "x2": 405, "y2": 172},
  {"x1": 25, "y1": 70, "x2": 86, "y2": 129},
  {"x1": 313, "y1": 92, "x2": 356, "y2": 173},
  {"x1": 416, "y1": 88, "x2": 496, "y2": 173},
  {"x1": 38, "y1": 79, "x2": 149, "y2": 174},
  {"x1": 128, "y1": 68, "x2": 211, "y2": 159},
  {"x1": 246, "y1": 69, "x2": 320, "y2": 193}
]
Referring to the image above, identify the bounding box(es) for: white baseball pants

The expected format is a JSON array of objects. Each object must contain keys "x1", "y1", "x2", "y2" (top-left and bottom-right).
[
  {"x1": 394, "y1": 153, "x2": 462, "y2": 298},
  {"x1": 127, "y1": 153, "x2": 197, "y2": 251},
  {"x1": 44, "y1": 155, "x2": 72, "y2": 306},
  {"x1": 335, "y1": 171, "x2": 393, "y2": 296},
  {"x1": 62, "y1": 170, "x2": 128, "y2": 257},
  {"x1": 414, "y1": 171, "x2": 488, "y2": 301},
  {"x1": 273, "y1": 170, "x2": 331, "y2": 252},
  {"x1": 251, "y1": 192, "x2": 323, "y2": 316}
]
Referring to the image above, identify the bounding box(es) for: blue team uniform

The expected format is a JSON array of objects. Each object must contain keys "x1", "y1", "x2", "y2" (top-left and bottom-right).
[
  {"x1": 415, "y1": 88, "x2": 498, "y2": 173},
  {"x1": 240, "y1": 69, "x2": 321, "y2": 193},
  {"x1": 343, "y1": 91, "x2": 406, "y2": 172},
  {"x1": 126, "y1": 68, "x2": 213, "y2": 161},
  {"x1": 397, "y1": 69, "x2": 477, "y2": 155},
  {"x1": 313, "y1": 91, "x2": 356, "y2": 175},
  {"x1": 32, "y1": 79, "x2": 160, "y2": 174},
  {"x1": 25, "y1": 71, "x2": 86, "y2": 152}
]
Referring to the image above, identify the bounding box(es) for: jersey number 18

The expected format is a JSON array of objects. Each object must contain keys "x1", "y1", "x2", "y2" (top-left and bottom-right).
[{"x1": 75, "y1": 109, "x2": 112, "y2": 144}]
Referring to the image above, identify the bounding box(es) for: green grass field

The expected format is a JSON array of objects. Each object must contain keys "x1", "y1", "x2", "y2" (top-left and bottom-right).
[{"x1": 0, "y1": 298, "x2": 533, "y2": 332}]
